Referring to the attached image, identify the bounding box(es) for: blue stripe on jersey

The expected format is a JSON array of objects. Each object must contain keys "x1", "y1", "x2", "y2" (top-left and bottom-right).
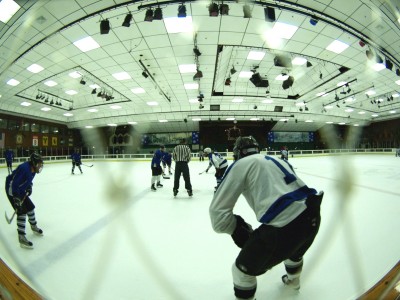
[{"x1": 260, "y1": 185, "x2": 317, "y2": 224}]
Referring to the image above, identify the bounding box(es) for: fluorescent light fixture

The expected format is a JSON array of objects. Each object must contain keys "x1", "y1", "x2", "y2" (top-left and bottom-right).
[
  {"x1": 365, "y1": 90, "x2": 376, "y2": 96},
  {"x1": 108, "y1": 124, "x2": 118, "y2": 126},
  {"x1": 262, "y1": 99, "x2": 273, "y2": 104},
  {"x1": 354, "y1": 124, "x2": 359, "y2": 127},
  {"x1": 305, "y1": 120, "x2": 313, "y2": 122},
  {"x1": 128, "y1": 121, "x2": 137, "y2": 124},
  {"x1": 239, "y1": 71, "x2": 253, "y2": 78},
  {"x1": 159, "y1": 119, "x2": 168, "y2": 122},
  {"x1": 44, "y1": 80, "x2": 57, "y2": 87},
  {"x1": 112, "y1": 72, "x2": 131, "y2": 80},
  {"x1": 322, "y1": 93, "x2": 330, "y2": 97},
  {"x1": 392, "y1": 93, "x2": 399, "y2": 98},
  {"x1": 131, "y1": 87, "x2": 145, "y2": 94},
  {"x1": 250, "y1": 117, "x2": 259, "y2": 121},
  {"x1": 372, "y1": 63, "x2": 386, "y2": 71},
  {"x1": 192, "y1": 118, "x2": 201, "y2": 121},
  {"x1": 41, "y1": 107, "x2": 51, "y2": 111},
  {"x1": 292, "y1": 57, "x2": 307, "y2": 65},
  {"x1": 69, "y1": 71, "x2": 81, "y2": 78},
  {"x1": 147, "y1": 101, "x2": 158, "y2": 106},
  {"x1": 21, "y1": 102, "x2": 31, "y2": 106},
  {"x1": 389, "y1": 110, "x2": 396, "y2": 113},
  {"x1": 275, "y1": 74, "x2": 289, "y2": 81},
  {"x1": 184, "y1": 83, "x2": 198, "y2": 90},
  {"x1": 371, "y1": 114, "x2": 379, "y2": 117},
  {"x1": 65, "y1": 90, "x2": 77, "y2": 95},
  {"x1": 325, "y1": 105, "x2": 333, "y2": 109},
  {"x1": 85, "y1": 125, "x2": 93, "y2": 128},
  {"x1": 316, "y1": 91, "x2": 326, "y2": 96},
  {"x1": 358, "y1": 111, "x2": 365, "y2": 114},
  {"x1": 27, "y1": 64, "x2": 44, "y2": 73},
  {"x1": 396, "y1": 80, "x2": 400, "y2": 85},
  {"x1": 179, "y1": 64, "x2": 196, "y2": 73},
  {"x1": 247, "y1": 51, "x2": 265, "y2": 60},
  {"x1": 345, "y1": 108, "x2": 353, "y2": 112},
  {"x1": 325, "y1": 121, "x2": 334, "y2": 124},
  {"x1": 0, "y1": 0, "x2": 20, "y2": 23},
  {"x1": 7, "y1": 79, "x2": 20, "y2": 86},
  {"x1": 89, "y1": 84, "x2": 100, "y2": 89},
  {"x1": 164, "y1": 16, "x2": 193, "y2": 33},
  {"x1": 189, "y1": 98, "x2": 198, "y2": 103},
  {"x1": 232, "y1": 98, "x2": 243, "y2": 103},
  {"x1": 110, "y1": 105, "x2": 121, "y2": 109},
  {"x1": 226, "y1": 117, "x2": 235, "y2": 121},
  {"x1": 346, "y1": 97, "x2": 355, "y2": 102},
  {"x1": 326, "y1": 40, "x2": 349, "y2": 54},
  {"x1": 295, "y1": 102, "x2": 305, "y2": 107},
  {"x1": 63, "y1": 113, "x2": 73, "y2": 116},
  {"x1": 88, "y1": 109, "x2": 98, "y2": 112},
  {"x1": 338, "y1": 122, "x2": 346, "y2": 125},
  {"x1": 336, "y1": 81, "x2": 347, "y2": 87},
  {"x1": 271, "y1": 22, "x2": 298, "y2": 39},
  {"x1": 279, "y1": 118, "x2": 288, "y2": 122},
  {"x1": 73, "y1": 36, "x2": 100, "y2": 52},
  {"x1": 377, "y1": 98, "x2": 384, "y2": 102}
]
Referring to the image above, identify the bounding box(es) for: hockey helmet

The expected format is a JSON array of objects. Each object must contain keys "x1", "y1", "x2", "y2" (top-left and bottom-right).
[
  {"x1": 204, "y1": 147, "x2": 212, "y2": 154},
  {"x1": 29, "y1": 152, "x2": 44, "y2": 173},
  {"x1": 233, "y1": 136, "x2": 259, "y2": 160}
]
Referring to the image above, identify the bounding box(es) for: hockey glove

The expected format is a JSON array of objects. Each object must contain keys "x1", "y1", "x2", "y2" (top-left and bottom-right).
[
  {"x1": 26, "y1": 185, "x2": 32, "y2": 196},
  {"x1": 13, "y1": 197, "x2": 24, "y2": 214},
  {"x1": 231, "y1": 215, "x2": 253, "y2": 248}
]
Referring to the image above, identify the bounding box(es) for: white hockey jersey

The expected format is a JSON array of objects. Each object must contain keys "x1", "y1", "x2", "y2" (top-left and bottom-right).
[{"x1": 209, "y1": 153, "x2": 317, "y2": 235}]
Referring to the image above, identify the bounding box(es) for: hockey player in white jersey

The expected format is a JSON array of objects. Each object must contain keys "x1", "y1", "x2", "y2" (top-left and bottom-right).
[
  {"x1": 203, "y1": 148, "x2": 228, "y2": 190},
  {"x1": 209, "y1": 136, "x2": 323, "y2": 300}
]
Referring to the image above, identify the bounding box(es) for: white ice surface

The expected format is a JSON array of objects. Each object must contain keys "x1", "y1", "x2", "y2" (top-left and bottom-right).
[{"x1": 0, "y1": 154, "x2": 399, "y2": 300}]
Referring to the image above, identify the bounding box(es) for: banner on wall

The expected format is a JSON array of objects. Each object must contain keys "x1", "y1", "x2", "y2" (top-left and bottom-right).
[
  {"x1": 32, "y1": 135, "x2": 38, "y2": 147},
  {"x1": 192, "y1": 132, "x2": 199, "y2": 144},
  {"x1": 0, "y1": 133, "x2": 4, "y2": 148},
  {"x1": 52, "y1": 136, "x2": 58, "y2": 146},
  {"x1": 43, "y1": 136, "x2": 48, "y2": 146},
  {"x1": 68, "y1": 137, "x2": 73, "y2": 146},
  {"x1": 267, "y1": 132, "x2": 314, "y2": 143}
]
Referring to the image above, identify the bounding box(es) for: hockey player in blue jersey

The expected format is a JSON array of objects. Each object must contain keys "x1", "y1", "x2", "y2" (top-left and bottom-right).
[
  {"x1": 71, "y1": 149, "x2": 83, "y2": 174},
  {"x1": 204, "y1": 148, "x2": 228, "y2": 190},
  {"x1": 5, "y1": 148, "x2": 14, "y2": 175},
  {"x1": 5, "y1": 153, "x2": 44, "y2": 249},
  {"x1": 162, "y1": 151, "x2": 172, "y2": 176},
  {"x1": 209, "y1": 136, "x2": 323, "y2": 300},
  {"x1": 151, "y1": 145, "x2": 165, "y2": 191}
]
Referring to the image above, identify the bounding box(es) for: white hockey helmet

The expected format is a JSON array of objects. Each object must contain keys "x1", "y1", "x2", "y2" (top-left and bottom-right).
[{"x1": 204, "y1": 147, "x2": 212, "y2": 154}]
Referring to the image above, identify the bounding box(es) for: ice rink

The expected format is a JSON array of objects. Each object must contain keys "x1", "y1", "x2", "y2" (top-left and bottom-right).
[{"x1": 0, "y1": 154, "x2": 399, "y2": 300}]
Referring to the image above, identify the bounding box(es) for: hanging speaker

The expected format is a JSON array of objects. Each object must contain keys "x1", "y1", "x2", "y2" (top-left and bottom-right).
[{"x1": 264, "y1": 7, "x2": 276, "y2": 22}]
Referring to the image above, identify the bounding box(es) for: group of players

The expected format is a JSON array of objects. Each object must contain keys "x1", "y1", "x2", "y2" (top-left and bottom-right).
[{"x1": 5, "y1": 137, "x2": 324, "y2": 300}]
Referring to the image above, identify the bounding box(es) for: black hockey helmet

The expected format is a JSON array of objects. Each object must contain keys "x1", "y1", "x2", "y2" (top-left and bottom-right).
[
  {"x1": 29, "y1": 152, "x2": 44, "y2": 173},
  {"x1": 233, "y1": 136, "x2": 259, "y2": 160}
]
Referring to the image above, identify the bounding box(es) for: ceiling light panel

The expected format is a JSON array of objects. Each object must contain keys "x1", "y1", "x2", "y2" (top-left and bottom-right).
[
  {"x1": 164, "y1": 16, "x2": 193, "y2": 33},
  {"x1": 44, "y1": 80, "x2": 57, "y2": 87},
  {"x1": 0, "y1": 0, "x2": 20, "y2": 23},
  {"x1": 271, "y1": 22, "x2": 299, "y2": 39},
  {"x1": 112, "y1": 72, "x2": 131, "y2": 80},
  {"x1": 27, "y1": 64, "x2": 44, "y2": 73},
  {"x1": 247, "y1": 51, "x2": 265, "y2": 60},
  {"x1": 179, "y1": 64, "x2": 197, "y2": 73},
  {"x1": 326, "y1": 40, "x2": 349, "y2": 53},
  {"x1": 73, "y1": 36, "x2": 100, "y2": 52}
]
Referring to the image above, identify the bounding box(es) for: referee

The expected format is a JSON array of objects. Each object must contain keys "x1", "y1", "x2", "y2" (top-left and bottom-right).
[{"x1": 172, "y1": 139, "x2": 193, "y2": 197}]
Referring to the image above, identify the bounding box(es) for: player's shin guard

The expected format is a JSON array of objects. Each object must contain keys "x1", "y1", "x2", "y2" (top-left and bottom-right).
[
  {"x1": 232, "y1": 263, "x2": 257, "y2": 300},
  {"x1": 282, "y1": 258, "x2": 303, "y2": 290},
  {"x1": 17, "y1": 214, "x2": 27, "y2": 235}
]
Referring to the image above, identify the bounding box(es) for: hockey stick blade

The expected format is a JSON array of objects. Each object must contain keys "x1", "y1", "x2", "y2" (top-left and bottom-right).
[
  {"x1": 5, "y1": 211, "x2": 15, "y2": 224},
  {"x1": 162, "y1": 176, "x2": 170, "y2": 179},
  {"x1": 82, "y1": 164, "x2": 94, "y2": 167}
]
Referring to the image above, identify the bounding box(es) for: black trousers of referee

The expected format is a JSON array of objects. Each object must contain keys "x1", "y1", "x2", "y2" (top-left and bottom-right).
[{"x1": 173, "y1": 161, "x2": 192, "y2": 191}]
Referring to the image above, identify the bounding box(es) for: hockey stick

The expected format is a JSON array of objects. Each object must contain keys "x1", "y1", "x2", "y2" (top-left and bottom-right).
[
  {"x1": 81, "y1": 163, "x2": 94, "y2": 167},
  {"x1": 199, "y1": 169, "x2": 208, "y2": 175},
  {"x1": 5, "y1": 211, "x2": 15, "y2": 224}
]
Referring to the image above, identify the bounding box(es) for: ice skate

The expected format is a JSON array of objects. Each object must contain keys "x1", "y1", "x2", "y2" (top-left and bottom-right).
[
  {"x1": 282, "y1": 275, "x2": 300, "y2": 290},
  {"x1": 19, "y1": 234, "x2": 33, "y2": 249},
  {"x1": 157, "y1": 182, "x2": 163, "y2": 188},
  {"x1": 151, "y1": 184, "x2": 157, "y2": 191},
  {"x1": 187, "y1": 190, "x2": 193, "y2": 197},
  {"x1": 169, "y1": 171, "x2": 172, "y2": 175},
  {"x1": 31, "y1": 224, "x2": 43, "y2": 235},
  {"x1": 173, "y1": 189, "x2": 178, "y2": 196}
]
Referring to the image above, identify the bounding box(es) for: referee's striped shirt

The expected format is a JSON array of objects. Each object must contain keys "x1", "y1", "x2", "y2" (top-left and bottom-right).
[{"x1": 173, "y1": 144, "x2": 191, "y2": 162}]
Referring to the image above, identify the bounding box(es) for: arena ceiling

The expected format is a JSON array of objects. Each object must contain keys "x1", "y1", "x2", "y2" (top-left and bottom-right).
[{"x1": 0, "y1": 0, "x2": 399, "y2": 133}]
